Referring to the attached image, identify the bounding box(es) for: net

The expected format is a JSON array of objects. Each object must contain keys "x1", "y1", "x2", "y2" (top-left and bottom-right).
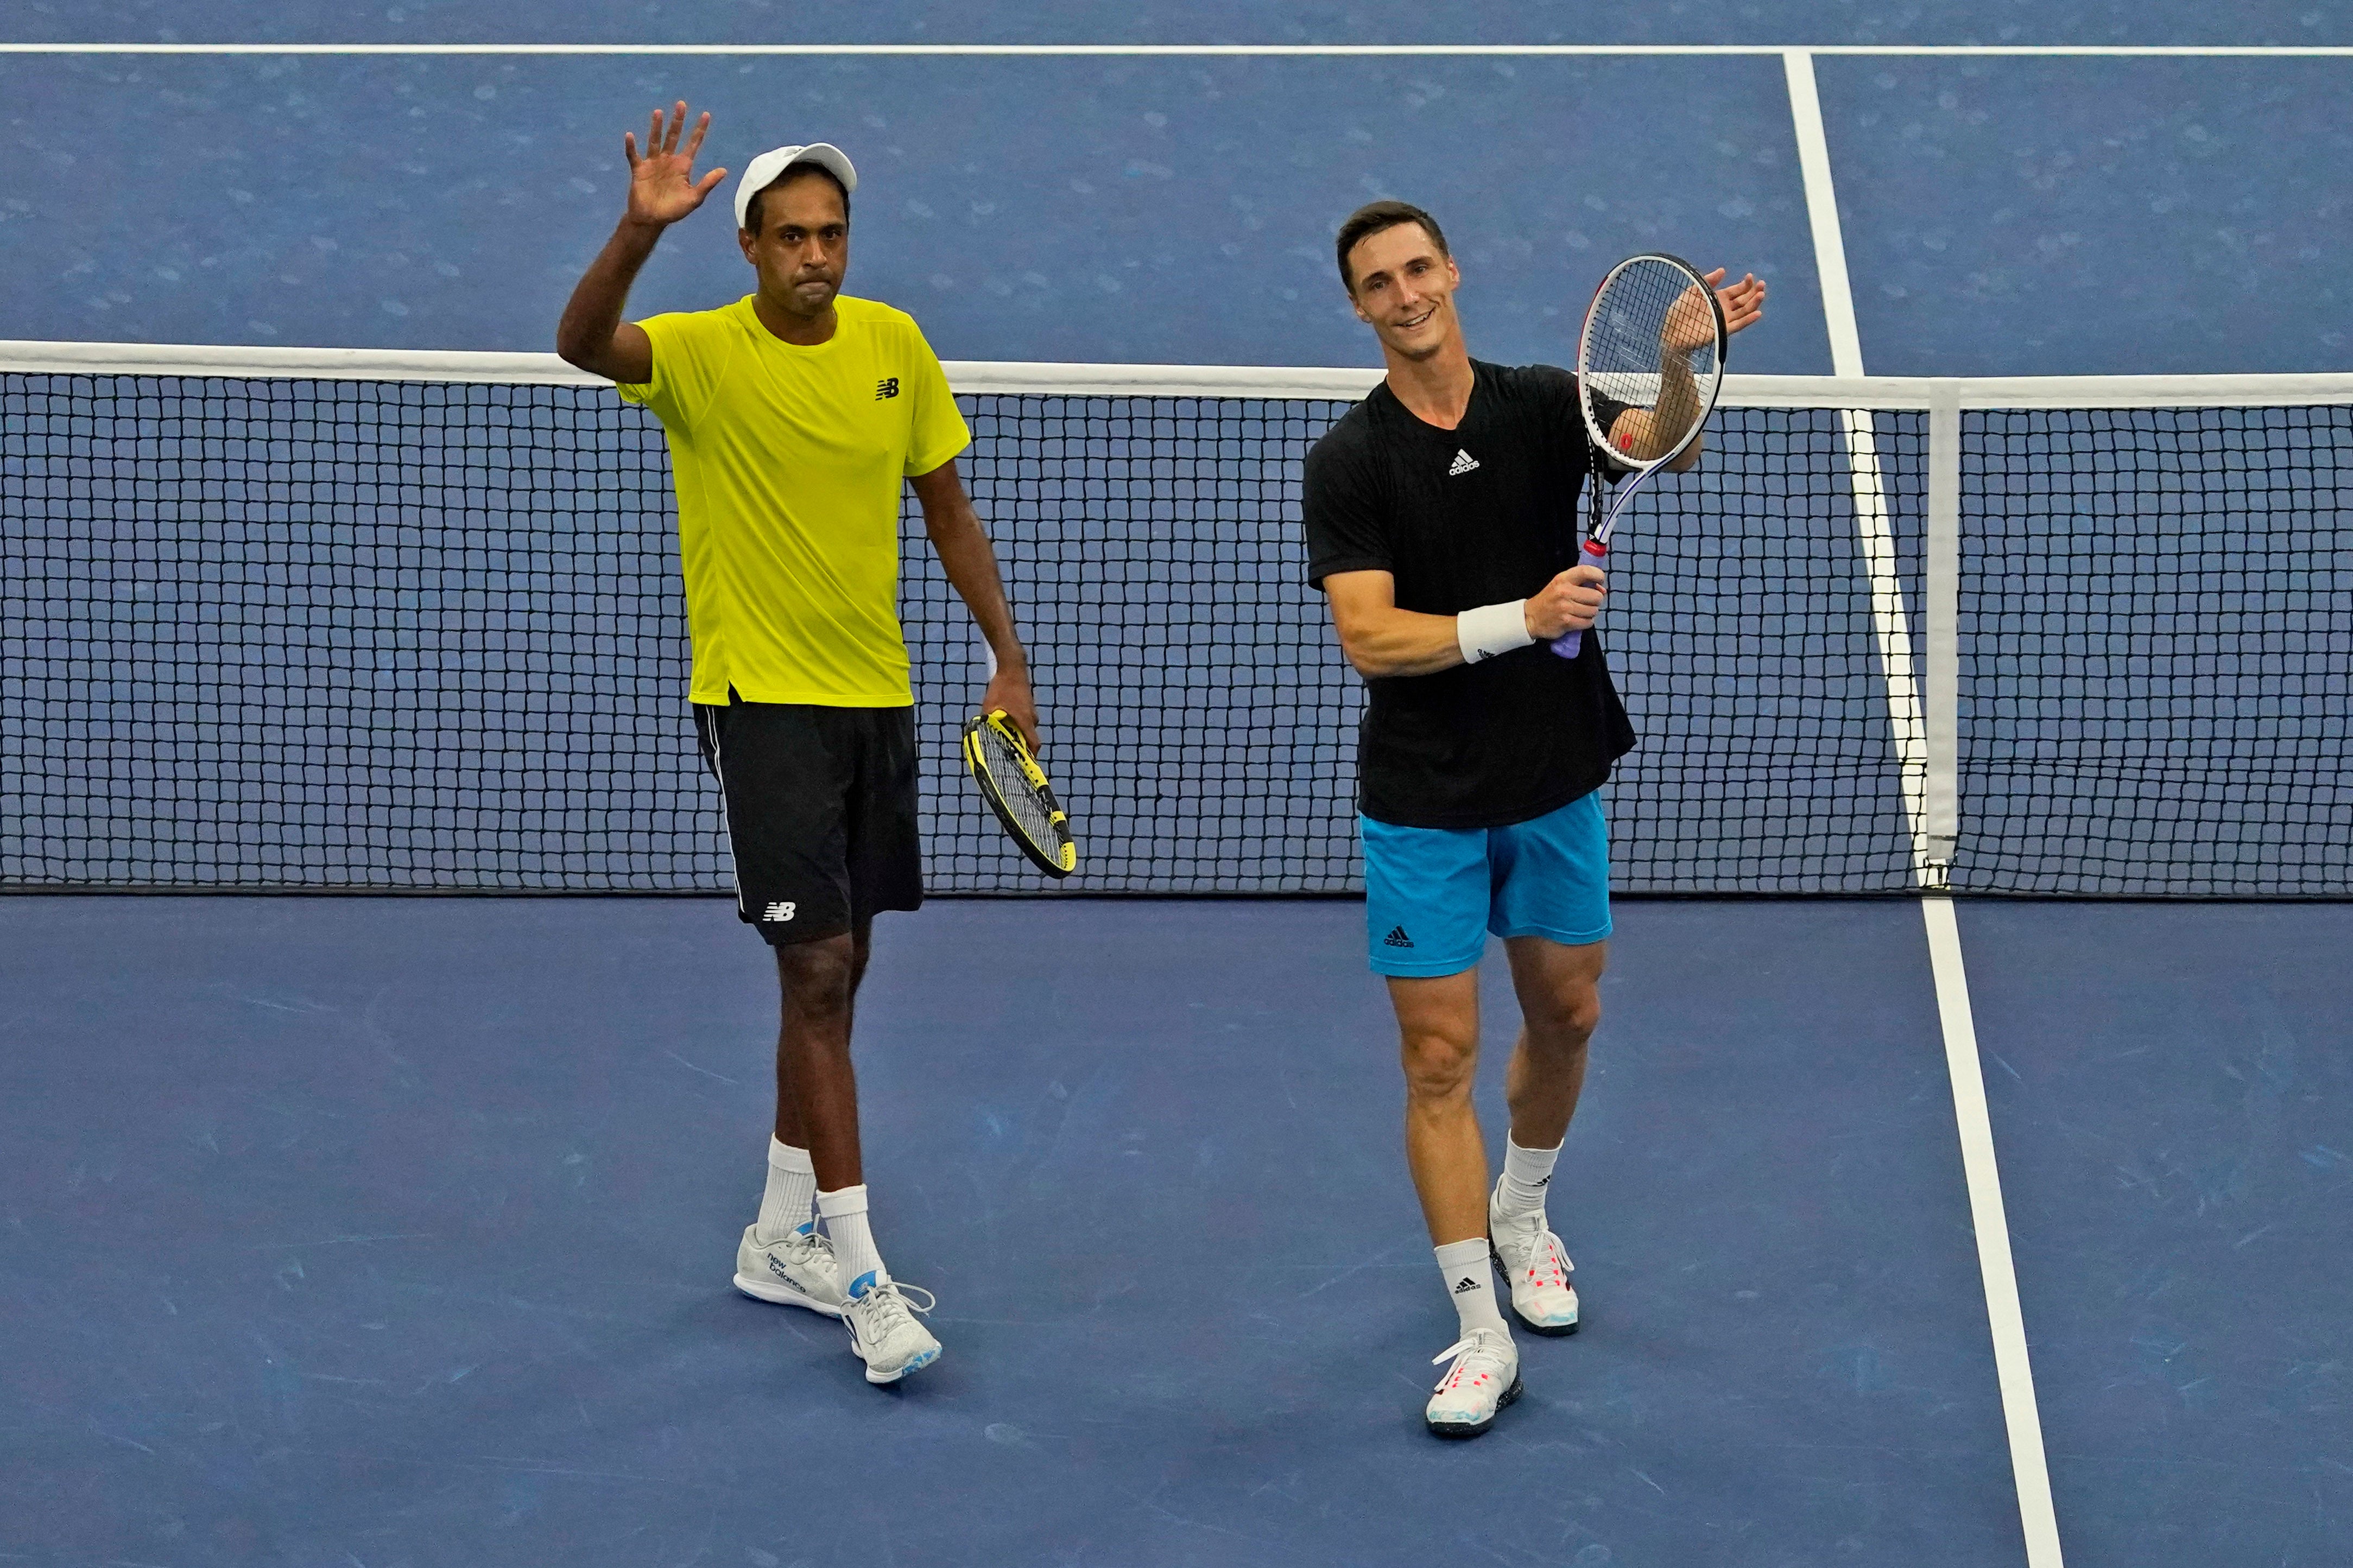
[
  {"x1": 2, "y1": 350, "x2": 2346, "y2": 898},
  {"x1": 1959, "y1": 404, "x2": 2351, "y2": 897}
]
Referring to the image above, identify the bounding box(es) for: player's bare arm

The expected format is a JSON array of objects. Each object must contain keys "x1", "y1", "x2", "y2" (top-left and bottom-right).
[
  {"x1": 555, "y1": 102, "x2": 727, "y2": 382},
  {"x1": 1324, "y1": 566, "x2": 1605, "y2": 679},
  {"x1": 1605, "y1": 268, "x2": 1767, "y2": 471},
  {"x1": 908, "y1": 460, "x2": 1040, "y2": 748}
]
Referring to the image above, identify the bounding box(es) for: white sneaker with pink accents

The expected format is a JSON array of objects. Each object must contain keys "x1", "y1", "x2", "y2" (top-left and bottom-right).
[
  {"x1": 1424, "y1": 1324, "x2": 1521, "y2": 1438},
  {"x1": 1490, "y1": 1181, "x2": 1580, "y2": 1336}
]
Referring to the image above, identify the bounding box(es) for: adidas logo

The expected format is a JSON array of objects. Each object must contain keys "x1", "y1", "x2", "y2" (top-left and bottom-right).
[
  {"x1": 1453, "y1": 1276, "x2": 1479, "y2": 1294},
  {"x1": 1447, "y1": 448, "x2": 1479, "y2": 476},
  {"x1": 1382, "y1": 925, "x2": 1414, "y2": 948}
]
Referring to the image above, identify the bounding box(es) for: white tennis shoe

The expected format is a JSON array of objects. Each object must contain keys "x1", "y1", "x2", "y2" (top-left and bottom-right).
[
  {"x1": 841, "y1": 1270, "x2": 941, "y2": 1385},
  {"x1": 1425, "y1": 1325, "x2": 1521, "y2": 1438},
  {"x1": 1490, "y1": 1184, "x2": 1580, "y2": 1336},
  {"x1": 733, "y1": 1222, "x2": 846, "y2": 1318}
]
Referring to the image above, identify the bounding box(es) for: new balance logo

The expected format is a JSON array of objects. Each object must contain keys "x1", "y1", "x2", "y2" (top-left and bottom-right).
[
  {"x1": 875, "y1": 377, "x2": 901, "y2": 400},
  {"x1": 1447, "y1": 448, "x2": 1479, "y2": 476},
  {"x1": 762, "y1": 901, "x2": 798, "y2": 922},
  {"x1": 1382, "y1": 925, "x2": 1414, "y2": 948},
  {"x1": 1453, "y1": 1276, "x2": 1480, "y2": 1294}
]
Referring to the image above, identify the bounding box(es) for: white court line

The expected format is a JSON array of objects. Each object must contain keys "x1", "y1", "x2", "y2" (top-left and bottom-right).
[
  {"x1": 1783, "y1": 52, "x2": 1931, "y2": 874},
  {"x1": 1785, "y1": 48, "x2": 2066, "y2": 1568},
  {"x1": 1, "y1": 41, "x2": 2349, "y2": 56},
  {"x1": 1924, "y1": 899, "x2": 2065, "y2": 1566},
  {"x1": 1782, "y1": 53, "x2": 1864, "y2": 381}
]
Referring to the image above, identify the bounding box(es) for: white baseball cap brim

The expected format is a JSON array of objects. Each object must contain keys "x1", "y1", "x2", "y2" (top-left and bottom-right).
[{"x1": 733, "y1": 143, "x2": 859, "y2": 228}]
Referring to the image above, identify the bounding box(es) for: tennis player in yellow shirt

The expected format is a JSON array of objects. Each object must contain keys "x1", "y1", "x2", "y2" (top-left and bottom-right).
[{"x1": 556, "y1": 103, "x2": 1037, "y2": 1386}]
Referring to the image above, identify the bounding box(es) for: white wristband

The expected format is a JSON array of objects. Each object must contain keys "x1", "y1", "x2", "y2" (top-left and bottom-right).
[{"x1": 1456, "y1": 600, "x2": 1534, "y2": 665}]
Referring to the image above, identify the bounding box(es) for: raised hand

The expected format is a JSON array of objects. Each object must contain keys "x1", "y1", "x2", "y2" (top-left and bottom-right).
[
  {"x1": 1711, "y1": 267, "x2": 1766, "y2": 338},
  {"x1": 1660, "y1": 267, "x2": 1767, "y2": 354},
  {"x1": 623, "y1": 101, "x2": 726, "y2": 228}
]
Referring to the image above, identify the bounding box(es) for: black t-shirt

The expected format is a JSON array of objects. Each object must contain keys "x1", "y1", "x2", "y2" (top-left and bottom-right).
[{"x1": 1302, "y1": 359, "x2": 1637, "y2": 829}]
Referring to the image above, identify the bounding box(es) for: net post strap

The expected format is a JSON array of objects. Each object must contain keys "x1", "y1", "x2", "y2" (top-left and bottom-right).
[{"x1": 1923, "y1": 380, "x2": 1963, "y2": 883}]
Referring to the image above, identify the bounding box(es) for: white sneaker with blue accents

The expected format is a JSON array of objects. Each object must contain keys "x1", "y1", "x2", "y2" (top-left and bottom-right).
[
  {"x1": 841, "y1": 1268, "x2": 941, "y2": 1385},
  {"x1": 1490, "y1": 1183, "x2": 1580, "y2": 1336},
  {"x1": 733, "y1": 1222, "x2": 846, "y2": 1318},
  {"x1": 1425, "y1": 1324, "x2": 1521, "y2": 1438}
]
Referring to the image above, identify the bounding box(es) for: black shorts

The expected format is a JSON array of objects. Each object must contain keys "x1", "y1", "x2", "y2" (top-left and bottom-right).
[{"x1": 693, "y1": 699, "x2": 924, "y2": 945}]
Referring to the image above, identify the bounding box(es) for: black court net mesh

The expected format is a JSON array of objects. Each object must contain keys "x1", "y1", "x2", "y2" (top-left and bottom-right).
[
  {"x1": 1, "y1": 371, "x2": 2345, "y2": 897},
  {"x1": 1958, "y1": 406, "x2": 2351, "y2": 897}
]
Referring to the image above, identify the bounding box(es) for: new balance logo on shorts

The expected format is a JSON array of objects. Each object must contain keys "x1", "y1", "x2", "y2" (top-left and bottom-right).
[
  {"x1": 875, "y1": 377, "x2": 901, "y2": 400},
  {"x1": 1383, "y1": 925, "x2": 1414, "y2": 949},
  {"x1": 762, "y1": 902, "x2": 798, "y2": 922},
  {"x1": 1447, "y1": 448, "x2": 1479, "y2": 476}
]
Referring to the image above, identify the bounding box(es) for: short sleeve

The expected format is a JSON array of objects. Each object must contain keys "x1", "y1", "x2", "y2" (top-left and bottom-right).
[
  {"x1": 901, "y1": 324, "x2": 972, "y2": 477},
  {"x1": 614, "y1": 310, "x2": 728, "y2": 434},
  {"x1": 1302, "y1": 429, "x2": 1391, "y2": 588}
]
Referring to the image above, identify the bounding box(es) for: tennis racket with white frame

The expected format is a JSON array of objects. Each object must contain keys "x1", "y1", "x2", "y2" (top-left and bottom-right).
[{"x1": 1550, "y1": 252, "x2": 1729, "y2": 660}]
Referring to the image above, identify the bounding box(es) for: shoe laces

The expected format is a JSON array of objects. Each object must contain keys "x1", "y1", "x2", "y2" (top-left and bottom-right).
[
  {"x1": 1431, "y1": 1327, "x2": 1513, "y2": 1393},
  {"x1": 851, "y1": 1277, "x2": 937, "y2": 1335},
  {"x1": 1497, "y1": 1212, "x2": 1571, "y2": 1290},
  {"x1": 782, "y1": 1226, "x2": 834, "y2": 1264},
  {"x1": 1521, "y1": 1230, "x2": 1571, "y2": 1291}
]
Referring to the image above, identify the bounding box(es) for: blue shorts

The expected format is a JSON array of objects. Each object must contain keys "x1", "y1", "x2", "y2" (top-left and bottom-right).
[{"x1": 1361, "y1": 791, "x2": 1612, "y2": 977}]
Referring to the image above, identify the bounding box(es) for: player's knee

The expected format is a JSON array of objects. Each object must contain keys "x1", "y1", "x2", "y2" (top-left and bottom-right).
[
  {"x1": 1526, "y1": 982, "x2": 1599, "y2": 1050},
  {"x1": 775, "y1": 934, "x2": 858, "y2": 1018},
  {"x1": 1399, "y1": 1027, "x2": 1479, "y2": 1103}
]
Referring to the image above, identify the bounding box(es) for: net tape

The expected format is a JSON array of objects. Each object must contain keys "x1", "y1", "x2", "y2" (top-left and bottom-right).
[{"x1": 2, "y1": 364, "x2": 2345, "y2": 897}]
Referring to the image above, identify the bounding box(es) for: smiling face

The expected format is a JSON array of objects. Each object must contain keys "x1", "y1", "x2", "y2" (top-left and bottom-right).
[
  {"x1": 737, "y1": 167, "x2": 850, "y2": 321},
  {"x1": 1344, "y1": 219, "x2": 1463, "y2": 364}
]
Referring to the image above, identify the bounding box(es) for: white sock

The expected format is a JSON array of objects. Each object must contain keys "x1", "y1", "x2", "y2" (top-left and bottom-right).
[
  {"x1": 1435, "y1": 1237, "x2": 1507, "y2": 1336},
  {"x1": 817, "y1": 1185, "x2": 885, "y2": 1297},
  {"x1": 754, "y1": 1138, "x2": 818, "y2": 1245},
  {"x1": 1498, "y1": 1135, "x2": 1563, "y2": 1218}
]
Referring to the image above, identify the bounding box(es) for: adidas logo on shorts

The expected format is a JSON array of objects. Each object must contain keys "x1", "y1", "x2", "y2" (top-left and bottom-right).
[
  {"x1": 1447, "y1": 448, "x2": 1479, "y2": 476},
  {"x1": 1382, "y1": 925, "x2": 1414, "y2": 948}
]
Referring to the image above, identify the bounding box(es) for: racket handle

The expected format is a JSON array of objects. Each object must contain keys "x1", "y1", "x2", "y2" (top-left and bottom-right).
[{"x1": 1547, "y1": 539, "x2": 1609, "y2": 660}]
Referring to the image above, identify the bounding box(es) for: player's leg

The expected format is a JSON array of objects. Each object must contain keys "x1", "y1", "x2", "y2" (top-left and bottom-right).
[
  {"x1": 1486, "y1": 789, "x2": 1613, "y2": 1334},
  {"x1": 1362, "y1": 814, "x2": 1522, "y2": 1438},
  {"x1": 770, "y1": 920, "x2": 869, "y2": 1142},
  {"x1": 738, "y1": 929, "x2": 866, "y2": 1319},
  {"x1": 704, "y1": 700, "x2": 863, "y2": 1336},
  {"x1": 815, "y1": 704, "x2": 937, "y2": 1382},
  {"x1": 776, "y1": 929, "x2": 866, "y2": 1187},
  {"x1": 1390, "y1": 968, "x2": 1489, "y2": 1247}
]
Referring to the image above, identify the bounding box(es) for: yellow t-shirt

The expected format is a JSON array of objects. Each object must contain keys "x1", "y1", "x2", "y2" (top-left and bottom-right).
[{"x1": 617, "y1": 294, "x2": 971, "y2": 707}]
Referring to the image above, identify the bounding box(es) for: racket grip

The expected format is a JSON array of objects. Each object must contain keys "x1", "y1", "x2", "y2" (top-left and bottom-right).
[{"x1": 1547, "y1": 539, "x2": 1609, "y2": 660}]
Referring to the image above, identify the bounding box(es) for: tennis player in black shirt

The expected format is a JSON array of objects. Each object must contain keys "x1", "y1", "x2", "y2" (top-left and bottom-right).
[{"x1": 1303, "y1": 201, "x2": 1764, "y2": 1437}]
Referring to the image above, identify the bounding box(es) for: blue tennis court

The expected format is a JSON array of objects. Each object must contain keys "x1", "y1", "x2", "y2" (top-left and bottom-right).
[{"x1": 2, "y1": 8, "x2": 2348, "y2": 1567}]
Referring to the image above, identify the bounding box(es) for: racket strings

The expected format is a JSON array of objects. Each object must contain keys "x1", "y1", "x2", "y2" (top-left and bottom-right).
[
  {"x1": 976, "y1": 727, "x2": 1064, "y2": 848},
  {"x1": 1583, "y1": 257, "x2": 1721, "y2": 442}
]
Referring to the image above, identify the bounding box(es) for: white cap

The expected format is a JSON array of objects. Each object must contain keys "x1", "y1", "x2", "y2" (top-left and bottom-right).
[{"x1": 733, "y1": 143, "x2": 858, "y2": 228}]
